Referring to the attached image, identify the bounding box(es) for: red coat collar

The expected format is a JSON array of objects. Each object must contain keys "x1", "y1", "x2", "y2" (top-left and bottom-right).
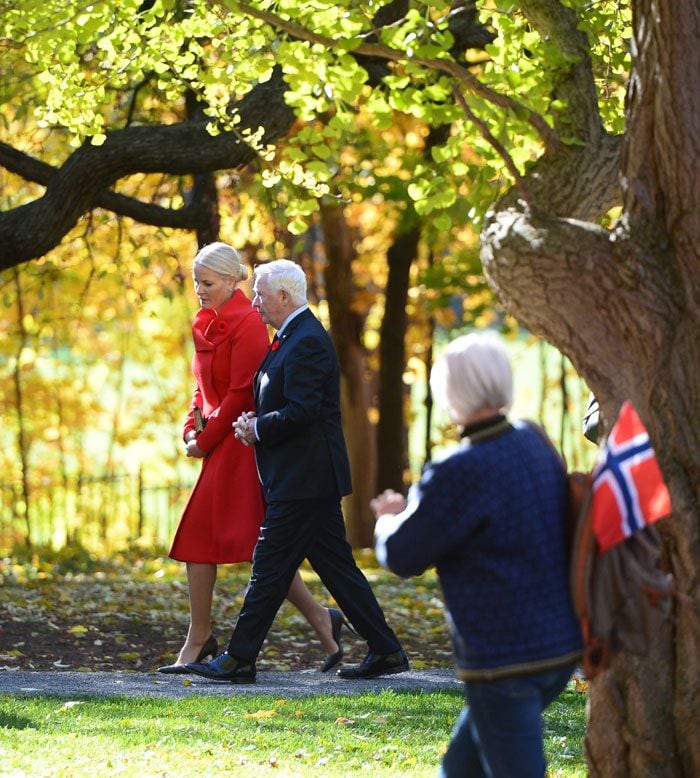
[{"x1": 192, "y1": 289, "x2": 253, "y2": 349}]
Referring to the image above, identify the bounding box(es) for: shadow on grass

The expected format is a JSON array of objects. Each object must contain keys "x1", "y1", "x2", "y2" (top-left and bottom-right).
[{"x1": 0, "y1": 710, "x2": 35, "y2": 729}]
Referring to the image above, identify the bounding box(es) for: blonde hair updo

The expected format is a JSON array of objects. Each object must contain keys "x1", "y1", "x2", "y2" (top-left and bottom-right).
[{"x1": 193, "y1": 242, "x2": 248, "y2": 281}]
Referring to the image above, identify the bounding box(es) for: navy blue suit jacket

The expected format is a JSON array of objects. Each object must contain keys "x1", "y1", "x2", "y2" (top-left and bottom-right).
[{"x1": 253, "y1": 308, "x2": 352, "y2": 502}]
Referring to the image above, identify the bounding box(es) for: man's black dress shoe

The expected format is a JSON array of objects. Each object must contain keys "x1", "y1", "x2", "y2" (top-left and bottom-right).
[
  {"x1": 185, "y1": 651, "x2": 256, "y2": 683},
  {"x1": 157, "y1": 634, "x2": 218, "y2": 675},
  {"x1": 337, "y1": 650, "x2": 409, "y2": 680}
]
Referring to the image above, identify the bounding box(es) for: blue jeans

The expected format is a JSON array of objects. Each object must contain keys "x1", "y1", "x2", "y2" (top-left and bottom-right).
[{"x1": 439, "y1": 665, "x2": 575, "y2": 778}]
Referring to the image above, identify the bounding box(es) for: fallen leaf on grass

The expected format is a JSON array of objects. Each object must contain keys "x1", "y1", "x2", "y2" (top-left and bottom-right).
[
  {"x1": 244, "y1": 709, "x2": 277, "y2": 719},
  {"x1": 573, "y1": 674, "x2": 589, "y2": 693},
  {"x1": 56, "y1": 701, "x2": 86, "y2": 712}
]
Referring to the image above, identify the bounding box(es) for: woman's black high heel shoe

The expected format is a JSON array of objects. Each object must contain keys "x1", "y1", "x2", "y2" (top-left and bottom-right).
[
  {"x1": 321, "y1": 608, "x2": 355, "y2": 672},
  {"x1": 157, "y1": 634, "x2": 218, "y2": 675}
]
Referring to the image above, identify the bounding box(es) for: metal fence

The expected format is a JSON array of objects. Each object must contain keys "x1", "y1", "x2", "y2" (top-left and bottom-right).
[{"x1": 0, "y1": 472, "x2": 192, "y2": 553}]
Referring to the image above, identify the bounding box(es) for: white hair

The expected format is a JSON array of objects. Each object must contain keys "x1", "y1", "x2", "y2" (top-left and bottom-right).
[
  {"x1": 193, "y1": 242, "x2": 248, "y2": 281},
  {"x1": 430, "y1": 332, "x2": 513, "y2": 425},
  {"x1": 254, "y1": 259, "x2": 307, "y2": 306}
]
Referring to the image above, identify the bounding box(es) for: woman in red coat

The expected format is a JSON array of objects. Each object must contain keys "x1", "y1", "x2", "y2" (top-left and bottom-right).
[{"x1": 159, "y1": 242, "x2": 343, "y2": 673}]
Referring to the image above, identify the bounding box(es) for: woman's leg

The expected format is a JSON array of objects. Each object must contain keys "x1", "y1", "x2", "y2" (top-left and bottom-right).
[
  {"x1": 286, "y1": 569, "x2": 338, "y2": 654},
  {"x1": 175, "y1": 562, "x2": 217, "y2": 665}
]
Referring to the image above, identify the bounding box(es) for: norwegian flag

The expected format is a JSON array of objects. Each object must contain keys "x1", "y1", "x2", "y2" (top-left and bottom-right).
[{"x1": 591, "y1": 401, "x2": 671, "y2": 552}]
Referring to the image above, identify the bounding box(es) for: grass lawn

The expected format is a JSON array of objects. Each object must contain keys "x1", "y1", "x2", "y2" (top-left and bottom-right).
[
  {"x1": 0, "y1": 686, "x2": 586, "y2": 777},
  {"x1": 1, "y1": 551, "x2": 588, "y2": 775}
]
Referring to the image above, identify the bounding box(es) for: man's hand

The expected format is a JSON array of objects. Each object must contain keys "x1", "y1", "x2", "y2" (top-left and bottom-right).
[
  {"x1": 370, "y1": 489, "x2": 407, "y2": 519},
  {"x1": 233, "y1": 411, "x2": 257, "y2": 447}
]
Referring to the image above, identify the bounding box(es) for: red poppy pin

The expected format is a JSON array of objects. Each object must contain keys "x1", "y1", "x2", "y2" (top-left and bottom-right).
[
  {"x1": 215, "y1": 320, "x2": 227, "y2": 333},
  {"x1": 271, "y1": 339, "x2": 280, "y2": 351}
]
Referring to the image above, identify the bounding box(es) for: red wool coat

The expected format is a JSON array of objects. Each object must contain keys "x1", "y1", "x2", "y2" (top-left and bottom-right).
[{"x1": 169, "y1": 289, "x2": 270, "y2": 564}]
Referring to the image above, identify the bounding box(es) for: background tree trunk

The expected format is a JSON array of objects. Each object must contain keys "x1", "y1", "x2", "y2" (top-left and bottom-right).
[
  {"x1": 376, "y1": 125, "x2": 448, "y2": 492},
  {"x1": 376, "y1": 220, "x2": 419, "y2": 494},
  {"x1": 320, "y1": 202, "x2": 377, "y2": 547},
  {"x1": 11, "y1": 268, "x2": 32, "y2": 547}
]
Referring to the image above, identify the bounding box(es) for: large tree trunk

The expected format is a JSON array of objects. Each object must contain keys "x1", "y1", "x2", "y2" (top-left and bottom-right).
[
  {"x1": 481, "y1": 1, "x2": 700, "y2": 774},
  {"x1": 320, "y1": 202, "x2": 377, "y2": 547}
]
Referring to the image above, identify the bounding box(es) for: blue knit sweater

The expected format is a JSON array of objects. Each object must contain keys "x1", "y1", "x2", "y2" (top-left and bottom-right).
[{"x1": 375, "y1": 417, "x2": 582, "y2": 680}]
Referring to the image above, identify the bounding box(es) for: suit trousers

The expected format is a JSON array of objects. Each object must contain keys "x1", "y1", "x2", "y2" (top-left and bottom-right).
[{"x1": 227, "y1": 497, "x2": 402, "y2": 661}]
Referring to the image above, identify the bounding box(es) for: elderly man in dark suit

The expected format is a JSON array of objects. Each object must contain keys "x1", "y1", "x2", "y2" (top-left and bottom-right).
[{"x1": 187, "y1": 259, "x2": 408, "y2": 683}]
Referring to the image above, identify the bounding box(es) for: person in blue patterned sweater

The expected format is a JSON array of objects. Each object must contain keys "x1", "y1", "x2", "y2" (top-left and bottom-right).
[{"x1": 373, "y1": 332, "x2": 582, "y2": 778}]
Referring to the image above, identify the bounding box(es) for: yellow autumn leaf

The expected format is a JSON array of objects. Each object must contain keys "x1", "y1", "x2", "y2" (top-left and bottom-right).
[
  {"x1": 68, "y1": 625, "x2": 88, "y2": 635},
  {"x1": 335, "y1": 717, "x2": 355, "y2": 725},
  {"x1": 411, "y1": 659, "x2": 428, "y2": 669},
  {"x1": 573, "y1": 675, "x2": 589, "y2": 693},
  {"x1": 244, "y1": 709, "x2": 277, "y2": 719}
]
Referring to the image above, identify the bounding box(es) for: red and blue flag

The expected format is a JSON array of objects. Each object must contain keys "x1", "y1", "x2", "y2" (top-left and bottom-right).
[{"x1": 591, "y1": 401, "x2": 671, "y2": 552}]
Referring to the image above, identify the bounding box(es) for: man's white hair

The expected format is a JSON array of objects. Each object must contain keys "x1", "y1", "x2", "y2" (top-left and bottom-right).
[
  {"x1": 430, "y1": 332, "x2": 513, "y2": 426},
  {"x1": 254, "y1": 259, "x2": 307, "y2": 306}
]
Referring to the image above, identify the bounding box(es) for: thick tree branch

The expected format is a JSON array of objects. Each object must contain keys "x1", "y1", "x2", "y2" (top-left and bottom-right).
[
  {"x1": 519, "y1": 0, "x2": 605, "y2": 143},
  {"x1": 496, "y1": 132, "x2": 622, "y2": 221},
  {"x1": 0, "y1": 141, "x2": 205, "y2": 229},
  {"x1": 623, "y1": 0, "x2": 700, "y2": 302},
  {"x1": 0, "y1": 69, "x2": 296, "y2": 269}
]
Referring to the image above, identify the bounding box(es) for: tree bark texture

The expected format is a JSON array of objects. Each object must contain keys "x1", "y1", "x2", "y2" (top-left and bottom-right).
[
  {"x1": 320, "y1": 202, "x2": 377, "y2": 548},
  {"x1": 481, "y1": 1, "x2": 700, "y2": 775}
]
